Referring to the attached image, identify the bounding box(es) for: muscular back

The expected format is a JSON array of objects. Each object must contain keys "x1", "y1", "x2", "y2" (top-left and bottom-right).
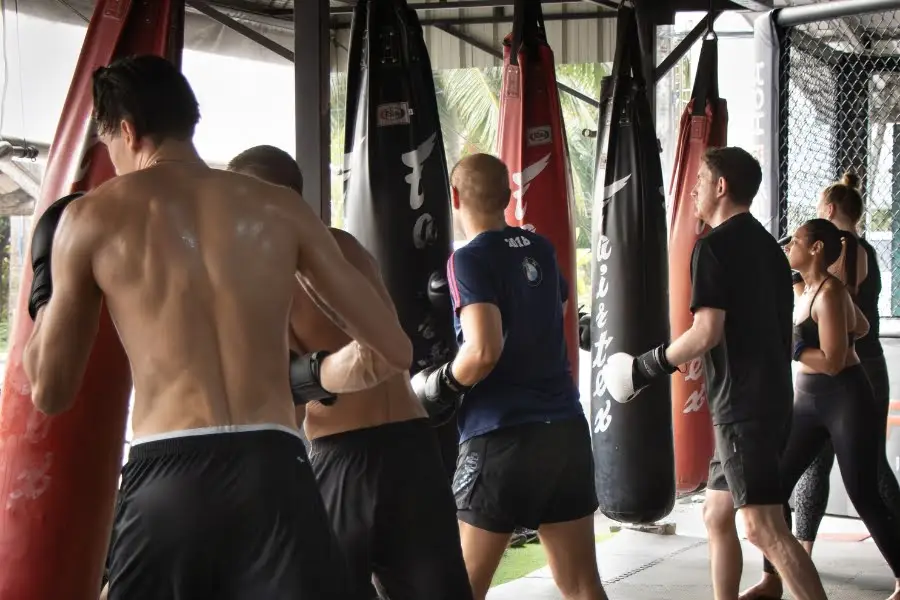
[
  {"x1": 85, "y1": 163, "x2": 305, "y2": 438},
  {"x1": 293, "y1": 229, "x2": 426, "y2": 440}
]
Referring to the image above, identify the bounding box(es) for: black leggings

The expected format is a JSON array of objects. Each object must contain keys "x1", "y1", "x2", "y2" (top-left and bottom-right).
[
  {"x1": 792, "y1": 355, "x2": 900, "y2": 542},
  {"x1": 762, "y1": 364, "x2": 900, "y2": 578}
]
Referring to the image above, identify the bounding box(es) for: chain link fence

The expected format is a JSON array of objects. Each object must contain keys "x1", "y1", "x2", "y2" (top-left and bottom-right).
[{"x1": 779, "y1": 12, "x2": 900, "y2": 318}]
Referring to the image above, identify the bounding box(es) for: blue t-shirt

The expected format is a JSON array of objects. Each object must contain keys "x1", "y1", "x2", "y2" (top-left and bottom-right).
[{"x1": 448, "y1": 226, "x2": 581, "y2": 442}]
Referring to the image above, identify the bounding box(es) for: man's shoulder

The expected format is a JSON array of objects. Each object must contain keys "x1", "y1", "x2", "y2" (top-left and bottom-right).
[{"x1": 328, "y1": 228, "x2": 377, "y2": 271}]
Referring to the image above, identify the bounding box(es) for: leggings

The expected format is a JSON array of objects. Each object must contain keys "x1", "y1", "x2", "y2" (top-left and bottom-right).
[
  {"x1": 792, "y1": 354, "x2": 900, "y2": 542},
  {"x1": 762, "y1": 364, "x2": 900, "y2": 577}
]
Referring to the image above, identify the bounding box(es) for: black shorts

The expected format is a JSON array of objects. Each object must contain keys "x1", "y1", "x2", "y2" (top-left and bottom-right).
[
  {"x1": 707, "y1": 416, "x2": 791, "y2": 508},
  {"x1": 106, "y1": 425, "x2": 358, "y2": 600},
  {"x1": 453, "y1": 415, "x2": 599, "y2": 533},
  {"x1": 309, "y1": 418, "x2": 473, "y2": 600}
]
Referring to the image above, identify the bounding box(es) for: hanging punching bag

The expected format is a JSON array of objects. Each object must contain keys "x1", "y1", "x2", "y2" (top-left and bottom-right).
[
  {"x1": 590, "y1": 5, "x2": 674, "y2": 524},
  {"x1": 0, "y1": 2, "x2": 183, "y2": 598},
  {"x1": 342, "y1": 0, "x2": 459, "y2": 474},
  {"x1": 668, "y1": 32, "x2": 727, "y2": 496},
  {"x1": 497, "y1": 0, "x2": 578, "y2": 383}
]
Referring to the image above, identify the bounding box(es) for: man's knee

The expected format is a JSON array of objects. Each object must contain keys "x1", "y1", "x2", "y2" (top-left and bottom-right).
[
  {"x1": 740, "y1": 504, "x2": 789, "y2": 551},
  {"x1": 703, "y1": 490, "x2": 736, "y2": 533}
]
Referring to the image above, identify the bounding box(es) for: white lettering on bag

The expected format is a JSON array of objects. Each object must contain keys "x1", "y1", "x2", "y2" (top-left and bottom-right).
[{"x1": 592, "y1": 235, "x2": 614, "y2": 434}]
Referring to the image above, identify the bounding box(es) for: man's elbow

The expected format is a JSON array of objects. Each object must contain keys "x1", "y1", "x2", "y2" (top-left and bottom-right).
[
  {"x1": 696, "y1": 322, "x2": 723, "y2": 352},
  {"x1": 31, "y1": 384, "x2": 73, "y2": 416},
  {"x1": 471, "y1": 344, "x2": 502, "y2": 374}
]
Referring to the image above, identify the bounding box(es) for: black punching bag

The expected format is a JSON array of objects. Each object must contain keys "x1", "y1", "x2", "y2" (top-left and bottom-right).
[
  {"x1": 589, "y1": 5, "x2": 675, "y2": 524},
  {"x1": 342, "y1": 0, "x2": 459, "y2": 475}
]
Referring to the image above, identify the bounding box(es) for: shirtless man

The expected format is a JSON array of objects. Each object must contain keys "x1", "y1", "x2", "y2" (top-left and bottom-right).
[
  {"x1": 23, "y1": 55, "x2": 411, "y2": 600},
  {"x1": 227, "y1": 145, "x2": 474, "y2": 600}
]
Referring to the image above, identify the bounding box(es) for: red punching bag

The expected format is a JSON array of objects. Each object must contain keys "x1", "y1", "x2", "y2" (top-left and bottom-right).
[
  {"x1": 668, "y1": 32, "x2": 727, "y2": 496},
  {"x1": 498, "y1": 0, "x2": 579, "y2": 382},
  {"x1": 0, "y1": 2, "x2": 183, "y2": 598}
]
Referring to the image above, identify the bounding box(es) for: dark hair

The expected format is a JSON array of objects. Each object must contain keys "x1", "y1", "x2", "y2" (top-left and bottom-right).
[
  {"x1": 92, "y1": 55, "x2": 200, "y2": 144},
  {"x1": 701, "y1": 147, "x2": 762, "y2": 207},
  {"x1": 227, "y1": 145, "x2": 304, "y2": 195},
  {"x1": 802, "y1": 218, "x2": 859, "y2": 296},
  {"x1": 821, "y1": 171, "x2": 864, "y2": 225}
]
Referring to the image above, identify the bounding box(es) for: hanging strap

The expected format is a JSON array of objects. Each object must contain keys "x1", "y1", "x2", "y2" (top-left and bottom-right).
[{"x1": 691, "y1": 10, "x2": 720, "y2": 116}]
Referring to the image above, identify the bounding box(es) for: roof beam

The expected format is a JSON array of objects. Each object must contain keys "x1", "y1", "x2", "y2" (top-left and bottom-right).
[{"x1": 723, "y1": 0, "x2": 774, "y2": 10}]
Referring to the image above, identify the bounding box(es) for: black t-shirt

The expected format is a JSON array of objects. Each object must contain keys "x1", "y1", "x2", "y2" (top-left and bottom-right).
[
  {"x1": 855, "y1": 237, "x2": 883, "y2": 359},
  {"x1": 689, "y1": 212, "x2": 794, "y2": 424}
]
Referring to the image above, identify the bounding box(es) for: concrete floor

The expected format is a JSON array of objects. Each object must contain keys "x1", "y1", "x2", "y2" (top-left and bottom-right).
[{"x1": 488, "y1": 496, "x2": 896, "y2": 599}]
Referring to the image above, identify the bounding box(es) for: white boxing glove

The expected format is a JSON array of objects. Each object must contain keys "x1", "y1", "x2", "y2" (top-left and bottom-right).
[{"x1": 602, "y1": 343, "x2": 676, "y2": 403}]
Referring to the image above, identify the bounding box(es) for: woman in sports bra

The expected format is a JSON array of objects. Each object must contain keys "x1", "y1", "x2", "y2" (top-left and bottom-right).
[{"x1": 742, "y1": 218, "x2": 900, "y2": 600}]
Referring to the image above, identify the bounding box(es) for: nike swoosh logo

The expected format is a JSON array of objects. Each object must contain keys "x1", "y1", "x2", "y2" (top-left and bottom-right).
[{"x1": 600, "y1": 175, "x2": 631, "y2": 204}]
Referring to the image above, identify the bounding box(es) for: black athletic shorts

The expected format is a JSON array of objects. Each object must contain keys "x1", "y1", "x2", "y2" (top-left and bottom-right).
[
  {"x1": 453, "y1": 415, "x2": 599, "y2": 534},
  {"x1": 308, "y1": 418, "x2": 473, "y2": 600},
  {"x1": 105, "y1": 425, "x2": 359, "y2": 600},
  {"x1": 707, "y1": 415, "x2": 792, "y2": 508}
]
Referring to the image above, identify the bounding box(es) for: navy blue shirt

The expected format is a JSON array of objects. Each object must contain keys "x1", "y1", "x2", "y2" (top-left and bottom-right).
[{"x1": 448, "y1": 226, "x2": 581, "y2": 442}]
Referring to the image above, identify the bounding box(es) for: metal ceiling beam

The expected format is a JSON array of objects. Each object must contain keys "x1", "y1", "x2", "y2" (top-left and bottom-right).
[
  {"x1": 654, "y1": 11, "x2": 721, "y2": 82},
  {"x1": 332, "y1": 11, "x2": 613, "y2": 28},
  {"x1": 776, "y1": 0, "x2": 900, "y2": 28},
  {"x1": 188, "y1": 0, "x2": 295, "y2": 61},
  {"x1": 433, "y1": 24, "x2": 601, "y2": 108},
  {"x1": 329, "y1": 0, "x2": 586, "y2": 14},
  {"x1": 721, "y1": 0, "x2": 773, "y2": 10}
]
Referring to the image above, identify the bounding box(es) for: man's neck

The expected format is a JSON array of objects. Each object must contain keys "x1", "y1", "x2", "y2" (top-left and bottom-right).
[
  {"x1": 705, "y1": 203, "x2": 750, "y2": 229},
  {"x1": 462, "y1": 214, "x2": 507, "y2": 240},
  {"x1": 139, "y1": 140, "x2": 205, "y2": 171}
]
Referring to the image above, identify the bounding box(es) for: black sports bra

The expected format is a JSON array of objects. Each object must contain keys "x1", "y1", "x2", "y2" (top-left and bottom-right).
[{"x1": 795, "y1": 276, "x2": 855, "y2": 350}]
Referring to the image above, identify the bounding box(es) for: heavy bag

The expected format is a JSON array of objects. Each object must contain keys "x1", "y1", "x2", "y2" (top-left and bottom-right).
[
  {"x1": 0, "y1": 2, "x2": 183, "y2": 598},
  {"x1": 342, "y1": 0, "x2": 459, "y2": 474},
  {"x1": 590, "y1": 5, "x2": 675, "y2": 524},
  {"x1": 497, "y1": 0, "x2": 579, "y2": 383},
  {"x1": 668, "y1": 33, "x2": 727, "y2": 496}
]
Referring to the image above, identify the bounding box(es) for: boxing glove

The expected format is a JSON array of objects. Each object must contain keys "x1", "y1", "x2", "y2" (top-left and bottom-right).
[
  {"x1": 602, "y1": 343, "x2": 676, "y2": 404},
  {"x1": 289, "y1": 350, "x2": 337, "y2": 406},
  {"x1": 791, "y1": 270, "x2": 804, "y2": 286},
  {"x1": 411, "y1": 361, "x2": 469, "y2": 426},
  {"x1": 28, "y1": 192, "x2": 84, "y2": 320},
  {"x1": 427, "y1": 271, "x2": 451, "y2": 312},
  {"x1": 578, "y1": 310, "x2": 591, "y2": 352}
]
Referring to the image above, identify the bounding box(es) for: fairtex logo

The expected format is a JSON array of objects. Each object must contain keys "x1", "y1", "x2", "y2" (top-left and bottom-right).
[
  {"x1": 526, "y1": 126, "x2": 552, "y2": 147},
  {"x1": 512, "y1": 153, "x2": 551, "y2": 221},
  {"x1": 402, "y1": 133, "x2": 437, "y2": 211}
]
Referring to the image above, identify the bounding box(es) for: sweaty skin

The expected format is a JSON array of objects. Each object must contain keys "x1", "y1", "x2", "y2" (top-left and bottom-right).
[
  {"x1": 293, "y1": 228, "x2": 426, "y2": 439},
  {"x1": 24, "y1": 162, "x2": 412, "y2": 438}
]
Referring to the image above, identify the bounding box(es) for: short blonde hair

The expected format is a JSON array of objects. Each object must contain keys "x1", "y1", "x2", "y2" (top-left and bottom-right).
[{"x1": 450, "y1": 153, "x2": 511, "y2": 215}]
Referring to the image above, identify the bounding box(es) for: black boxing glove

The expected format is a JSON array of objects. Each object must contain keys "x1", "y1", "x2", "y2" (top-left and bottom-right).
[
  {"x1": 289, "y1": 350, "x2": 337, "y2": 406},
  {"x1": 427, "y1": 271, "x2": 451, "y2": 311},
  {"x1": 411, "y1": 362, "x2": 469, "y2": 426},
  {"x1": 791, "y1": 270, "x2": 804, "y2": 286},
  {"x1": 578, "y1": 309, "x2": 591, "y2": 352},
  {"x1": 28, "y1": 192, "x2": 84, "y2": 320}
]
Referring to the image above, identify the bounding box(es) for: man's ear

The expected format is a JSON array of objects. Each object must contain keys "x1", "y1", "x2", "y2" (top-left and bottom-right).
[
  {"x1": 451, "y1": 186, "x2": 461, "y2": 210},
  {"x1": 120, "y1": 119, "x2": 140, "y2": 150}
]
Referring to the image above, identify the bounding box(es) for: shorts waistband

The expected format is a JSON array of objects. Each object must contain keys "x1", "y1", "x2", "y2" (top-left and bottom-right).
[
  {"x1": 129, "y1": 424, "x2": 305, "y2": 460},
  {"x1": 308, "y1": 418, "x2": 431, "y2": 454}
]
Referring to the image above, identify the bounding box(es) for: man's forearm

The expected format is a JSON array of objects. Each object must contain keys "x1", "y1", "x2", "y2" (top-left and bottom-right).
[
  {"x1": 449, "y1": 342, "x2": 496, "y2": 387},
  {"x1": 301, "y1": 259, "x2": 412, "y2": 371},
  {"x1": 664, "y1": 324, "x2": 717, "y2": 368},
  {"x1": 317, "y1": 341, "x2": 401, "y2": 395}
]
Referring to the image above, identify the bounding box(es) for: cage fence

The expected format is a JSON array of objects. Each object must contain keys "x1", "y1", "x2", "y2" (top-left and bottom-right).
[{"x1": 779, "y1": 10, "x2": 900, "y2": 318}]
